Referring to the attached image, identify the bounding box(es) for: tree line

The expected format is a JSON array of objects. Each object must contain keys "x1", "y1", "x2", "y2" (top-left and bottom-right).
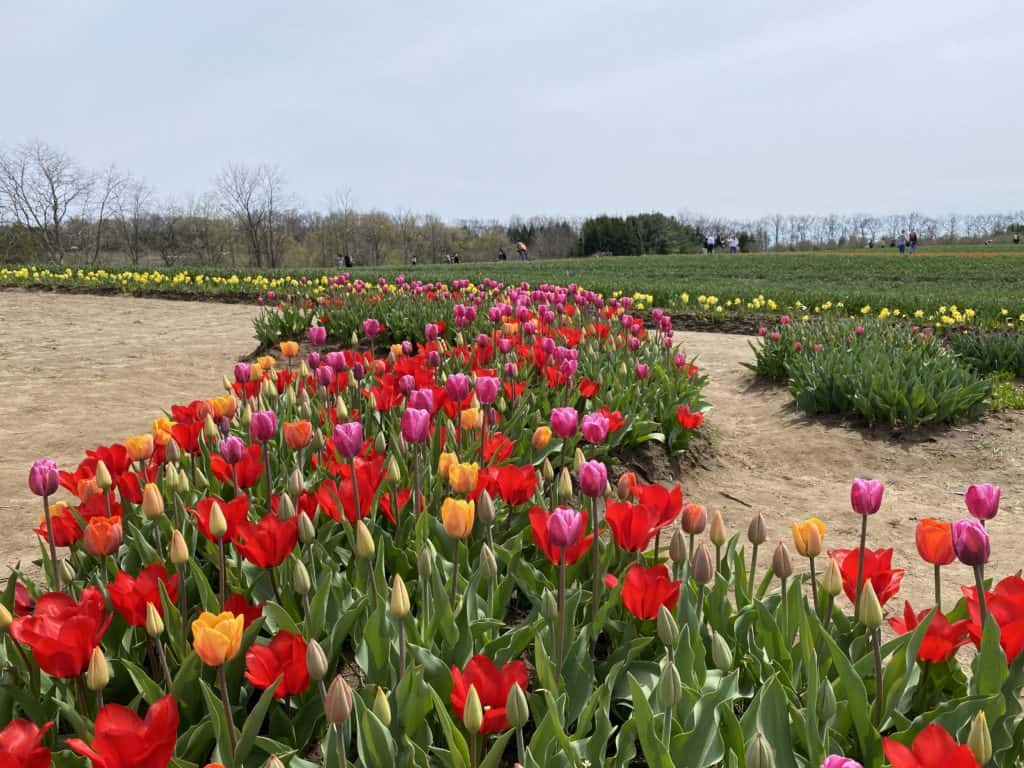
[{"x1": 1, "y1": 140, "x2": 1021, "y2": 268}]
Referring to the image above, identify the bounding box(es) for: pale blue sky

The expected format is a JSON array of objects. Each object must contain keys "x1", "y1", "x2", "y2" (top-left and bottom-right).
[{"x1": 3, "y1": 0, "x2": 1021, "y2": 219}]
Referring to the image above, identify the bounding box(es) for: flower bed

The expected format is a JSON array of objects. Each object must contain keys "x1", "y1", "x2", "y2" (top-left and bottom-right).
[{"x1": 0, "y1": 285, "x2": 1017, "y2": 768}]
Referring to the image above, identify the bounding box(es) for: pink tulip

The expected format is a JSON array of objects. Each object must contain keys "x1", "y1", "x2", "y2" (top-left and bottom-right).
[
  {"x1": 579, "y1": 460, "x2": 608, "y2": 498},
  {"x1": 306, "y1": 352, "x2": 321, "y2": 369},
  {"x1": 446, "y1": 373, "x2": 470, "y2": 403},
  {"x1": 250, "y1": 411, "x2": 277, "y2": 443},
  {"x1": 821, "y1": 757, "x2": 863, "y2": 768},
  {"x1": 550, "y1": 407, "x2": 578, "y2": 439},
  {"x1": 855, "y1": 325, "x2": 865, "y2": 336},
  {"x1": 316, "y1": 365, "x2": 335, "y2": 388},
  {"x1": 408, "y1": 389, "x2": 434, "y2": 412},
  {"x1": 769, "y1": 332, "x2": 781, "y2": 342},
  {"x1": 547, "y1": 507, "x2": 585, "y2": 549},
  {"x1": 635, "y1": 363, "x2": 649, "y2": 379},
  {"x1": 325, "y1": 351, "x2": 347, "y2": 373},
  {"x1": 332, "y1": 422, "x2": 363, "y2": 458},
  {"x1": 308, "y1": 326, "x2": 327, "y2": 346},
  {"x1": 234, "y1": 363, "x2": 251, "y2": 384},
  {"x1": 401, "y1": 408, "x2": 431, "y2": 444},
  {"x1": 424, "y1": 323, "x2": 439, "y2": 341},
  {"x1": 218, "y1": 436, "x2": 246, "y2": 464},
  {"x1": 952, "y1": 518, "x2": 990, "y2": 566},
  {"x1": 581, "y1": 413, "x2": 610, "y2": 445},
  {"x1": 850, "y1": 478, "x2": 884, "y2": 515},
  {"x1": 475, "y1": 377, "x2": 500, "y2": 405},
  {"x1": 398, "y1": 374, "x2": 416, "y2": 396},
  {"x1": 965, "y1": 483, "x2": 1000, "y2": 521},
  {"x1": 362, "y1": 318, "x2": 381, "y2": 338},
  {"x1": 28, "y1": 459, "x2": 59, "y2": 497}
]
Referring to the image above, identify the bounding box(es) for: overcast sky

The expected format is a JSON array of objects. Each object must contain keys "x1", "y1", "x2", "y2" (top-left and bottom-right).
[{"x1": 3, "y1": 1, "x2": 1021, "y2": 220}]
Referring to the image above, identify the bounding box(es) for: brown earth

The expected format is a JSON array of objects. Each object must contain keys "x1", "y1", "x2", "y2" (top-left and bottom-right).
[
  {"x1": 675, "y1": 329, "x2": 1023, "y2": 613},
  {"x1": 0, "y1": 290, "x2": 258, "y2": 571}
]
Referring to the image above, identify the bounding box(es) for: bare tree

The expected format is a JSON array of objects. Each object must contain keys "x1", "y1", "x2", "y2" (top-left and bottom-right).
[
  {"x1": 114, "y1": 177, "x2": 153, "y2": 266},
  {"x1": 89, "y1": 165, "x2": 127, "y2": 265},
  {"x1": 216, "y1": 163, "x2": 267, "y2": 266},
  {"x1": 0, "y1": 140, "x2": 93, "y2": 263}
]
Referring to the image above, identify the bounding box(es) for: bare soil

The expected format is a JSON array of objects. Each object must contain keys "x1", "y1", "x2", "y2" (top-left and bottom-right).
[{"x1": 675, "y1": 330, "x2": 1023, "y2": 612}]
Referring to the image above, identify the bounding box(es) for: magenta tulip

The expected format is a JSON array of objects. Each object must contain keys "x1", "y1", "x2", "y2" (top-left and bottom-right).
[
  {"x1": 635, "y1": 363, "x2": 649, "y2": 379},
  {"x1": 821, "y1": 757, "x2": 862, "y2": 768},
  {"x1": 850, "y1": 478, "x2": 884, "y2": 515},
  {"x1": 581, "y1": 413, "x2": 610, "y2": 445},
  {"x1": 398, "y1": 374, "x2": 416, "y2": 396},
  {"x1": 316, "y1": 365, "x2": 335, "y2": 388},
  {"x1": 547, "y1": 506, "x2": 584, "y2": 549},
  {"x1": 446, "y1": 373, "x2": 471, "y2": 403},
  {"x1": 550, "y1": 407, "x2": 579, "y2": 439},
  {"x1": 233, "y1": 362, "x2": 251, "y2": 384},
  {"x1": 401, "y1": 408, "x2": 431, "y2": 444},
  {"x1": 408, "y1": 388, "x2": 435, "y2": 412},
  {"x1": 308, "y1": 326, "x2": 327, "y2": 346},
  {"x1": 325, "y1": 351, "x2": 347, "y2": 373},
  {"x1": 250, "y1": 411, "x2": 277, "y2": 443},
  {"x1": 362, "y1": 318, "x2": 381, "y2": 338},
  {"x1": 475, "y1": 376, "x2": 500, "y2": 405},
  {"x1": 965, "y1": 483, "x2": 1001, "y2": 521},
  {"x1": 952, "y1": 518, "x2": 990, "y2": 566},
  {"x1": 218, "y1": 436, "x2": 246, "y2": 465},
  {"x1": 579, "y1": 460, "x2": 608, "y2": 498},
  {"x1": 28, "y1": 459, "x2": 59, "y2": 497},
  {"x1": 424, "y1": 323, "x2": 439, "y2": 341},
  {"x1": 332, "y1": 422, "x2": 364, "y2": 458}
]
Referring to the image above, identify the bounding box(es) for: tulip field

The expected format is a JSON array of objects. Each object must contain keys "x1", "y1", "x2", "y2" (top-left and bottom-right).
[{"x1": 0, "y1": 274, "x2": 1021, "y2": 768}]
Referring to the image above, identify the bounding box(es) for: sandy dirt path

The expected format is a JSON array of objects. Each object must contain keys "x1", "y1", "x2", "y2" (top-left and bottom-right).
[
  {"x1": 0, "y1": 290, "x2": 258, "y2": 570},
  {"x1": 676, "y1": 330, "x2": 1023, "y2": 612}
]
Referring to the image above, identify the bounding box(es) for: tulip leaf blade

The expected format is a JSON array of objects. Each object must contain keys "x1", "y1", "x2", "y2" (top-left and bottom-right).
[
  {"x1": 235, "y1": 673, "x2": 282, "y2": 763},
  {"x1": 118, "y1": 657, "x2": 164, "y2": 705}
]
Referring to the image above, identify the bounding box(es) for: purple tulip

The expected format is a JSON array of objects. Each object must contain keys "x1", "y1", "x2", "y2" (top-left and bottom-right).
[
  {"x1": 333, "y1": 422, "x2": 364, "y2": 458},
  {"x1": 362, "y1": 318, "x2": 381, "y2": 338},
  {"x1": 821, "y1": 757, "x2": 863, "y2": 768},
  {"x1": 399, "y1": 374, "x2": 416, "y2": 396},
  {"x1": 351, "y1": 362, "x2": 366, "y2": 381},
  {"x1": 316, "y1": 365, "x2": 335, "y2": 388},
  {"x1": 424, "y1": 323, "x2": 439, "y2": 341},
  {"x1": 306, "y1": 352, "x2": 321, "y2": 370},
  {"x1": 850, "y1": 478, "x2": 884, "y2": 515},
  {"x1": 579, "y1": 460, "x2": 608, "y2": 498},
  {"x1": 250, "y1": 410, "x2": 277, "y2": 443},
  {"x1": 475, "y1": 376, "x2": 500, "y2": 405},
  {"x1": 498, "y1": 338, "x2": 514, "y2": 354},
  {"x1": 408, "y1": 388, "x2": 435, "y2": 413},
  {"x1": 446, "y1": 373, "x2": 471, "y2": 403},
  {"x1": 952, "y1": 518, "x2": 990, "y2": 566},
  {"x1": 401, "y1": 340, "x2": 414, "y2": 357},
  {"x1": 550, "y1": 407, "x2": 579, "y2": 439},
  {"x1": 308, "y1": 326, "x2": 327, "y2": 346},
  {"x1": 547, "y1": 506, "x2": 585, "y2": 549},
  {"x1": 28, "y1": 459, "x2": 59, "y2": 497},
  {"x1": 325, "y1": 351, "x2": 348, "y2": 373},
  {"x1": 426, "y1": 350, "x2": 441, "y2": 369},
  {"x1": 581, "y1": 413, "x2": 610, "y2": 445},
  {"x1": 635, "y1": 363, "x2": 649, "y2": 379},
  {"x1": 219, "y1": 435, "x2": 246, "y2": 464},
  {"x1": 401, "y1": 408, "x2": 432, "y2": 444},
  {"x1": 965, "y1": 483, "x2": 1001, "y2": 521},
  {"x1": 234, "y1": 362, "x2": 251, "y2": 384}
]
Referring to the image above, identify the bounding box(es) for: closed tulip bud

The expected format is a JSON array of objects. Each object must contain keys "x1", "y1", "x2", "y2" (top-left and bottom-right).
[
  {"x1": 480, "y1": 543, "x2": 497, "y2": 580},
  {"x1": 142, "y1": 483, "x2": 164, "y2": 519},
  {"x1": 745, "y1": 733, "x2": 774, "y2": 768},
  {"x1": 747, "y1": 512, "x2": 767, "y2": 545},
  {"x1": 278, "y1": 493, "x2": 296, "y2": 521},
  {"x1": 176, "y1": 467, "x2": 190, "y2": 493},
  {"x1": 60, "y1": 559, "x2": 76, "y2": 586},
  {"x1": 967, "y1": 710, "x2": 992, "y2": 765},
  {"x1": 354, "y1": 520, "x2": 375, "y2": 559},
  {"x1": 209, "y1": 502, "x2": 229, "y2": 539},
  {"x1": 573, "y1": 448, "x2": 586, "y2": 472},
  {"x1": 542, "y1": 458, "x2": 554, "y2": 482},
  {"x1": 709, "y1": 509, "x2": 728, "y2": 547},
  {"x1": 165, "y1": 438, "x2": 182, "y2": 464},
  {"x1": 557, "y1": 467, "x2": 573, "y2": 500},
  {"x1": 299, "y1": 402, "x2": 312, "y2": 421},
  {"x1": 325, "y1": 675, "x2": 353, "y2": 724},
  {"x1": 506, "y1": 683, "x2": 530, "y2": 729},
  {"x1": 374, "y1": 432, "x2": 387, "y2": 455},
  {"x1": 822, "y1": 556, "x2": 842, "y2": 596},
  {"x1": 293, "y1": 559, "x2": 312, "y2": 596},
  {"x1": 541, "y1": 589, "x2": 558, "y2": 622},
  {"x1": 816, "y1": 679, "x2": 837, "y2": 723},
  {"x1": 222, "y1": 374, "x2": 233, "y2": 391},
  {"x1": 0, "y1": 603, "x2": 12, "y2": 632},
  {"x1": 771, "y1": 542, "x2": 792, "y2": 580},
  {"x1": 657, "y1": 662, "x2": 682, "y2": 708},
  {"x1": 194, "y1": 468, "x2": 209, "y2": 492},
  {"x1": 240, "y1": 403, "x2": 252, "y2": 427},
  {"x1": 692, "y1": 541, "x2": 715, "y2": 585},
  {"x1": 336, "y1": 398, "x2": 349, "y2": 420},
  {"x1": 532, "y1": 426, "x2": 552, "y2": 450},
  {"x1": 306, "y1": 639, "x2": 329, "y2": 681},
  {"x1": 260, "y1": 378, "x2": 278, "y2": 402},
  {"x1": 170, "y1": 529, "x2": 189, "y2": 565},
  {"x1": 373, "y1": 687, "x2": 392, "y2": 726},
  {"x1": 710, "y1": 628, "x2": 733, "y2": 670},
  {"x1": 463, "y1": 684, "x2": 484, "y2": 735},
  {"x1": 657, "y1": 605, "x2": 679, "y2": 649},
  {"x1": 616, "y1": 474, "x2": 634, "y2": 501},
  {"x1": 145, "y1": 602, "x2": 165, "y2": 637},
  {"x1": 298, "y1": 513, "x2": 316, "y2": 545},
  {"x1": 265, "y1": 755, "x2": 285, "y2": 768},
  {"x1": 95, "y1": 460, "x2": 113, "y2": 491},
  {"x1": 385, "y1": 455, "x2": 401, "y2": 485},
  {"x1": 858, "y1": 581, "x2": 883, "y2": 629},
  {"x1": 618, "y1": 361, "x2": 628, "y2": 376},
  {"x1": 86, "y1": 646, "x2": 110, "y2": 691},
  {"x1": 391, "y1": 574, "x2": 410, "y2": 618},
  {"x1": 477, "y1": 490, "x2": 496, "y2": 525},
  {"x1": 299, "y1": 360, "x2": 311, "y2": 378},
  {"x1": 287, "y1": 468, "x2": 304, "y2": 499},
  {"x1": 203, "y1": 414, "x2": 219, "y2": 442},
  {"x1": 669, "y1": 529, "x2": 687, "y2": 563},
  {"x1": 351, "y1": 331, "x2": 360, "y2": 347}
]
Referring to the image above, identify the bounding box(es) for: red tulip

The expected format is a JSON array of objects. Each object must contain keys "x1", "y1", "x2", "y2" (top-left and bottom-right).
[
  {"x1": 493, "y1": 465, "x2": 539, "y2": 506},
  {"x1": 962, "y1": 575, "x2": 1024, "y2": 662},
  {"x1": 887, "y1": 601, "x2": 971, "y2": 663},
  {"x1": 529, "y1": 506, "x2": 593, "y2": 565},
  {"x1": 68, "y1": 694, "x2": 179, "y2": 768},
  {"x1": 621, "y1": 564, "x2": 681, "y2": 620},
  {"x1": 579, "y1": 378, "x2": 600, "y2": 398},
  {"x1": 190, "y1": 495, "x2": 250, "y2": 542},
  {"x1": 829, "y1": 548, "x2": 904, "y2": 607},
  {"x1": 632, "y1": 482, "x2": 683, "y2": 529},
  {"x1": 882, "y1": 724, "x2": 979, "y2": 768},
  {"x1": 210, "y1": 444, "x2": 264, "y2": 489},
  {"x1": 33, "y1": 502, "x2": 83, "y2": 547},
  {"x1": 675, "y1": 405, "x2": 704, "y2": 429},
  {"x1": 245, "y1": 631, "x2": 311, "y2": 698},
  {"x1": 9, "y1": 586, "x2": 110, "y2": 678},
  {"x1": 915, "y1": 519, "x2": 955, "y2": 565},
  {"x1": 0, "y1": 719, "x2": 52, "y2": 768},
  {"x1": 14, "y1": 583, "x2": 35, "y2": 617},
  {"x1": 450, "y1": 655, "x2": 529, "y2": 734},
  {"x1": 108, "y1": 564, "x2": 180, "y2": 627},
  {"x1": 604, "y1": 501, "x2": 661, "y2": 553},
  {"x1": 234, "y1": 513, "x2": 299, "y2": 569},
  {"x1": 223, "y1": 593, "x2": 265, "y2": 629},
  {"x1": 314, "y1": 465, "x2": 380, "y2": 524}
]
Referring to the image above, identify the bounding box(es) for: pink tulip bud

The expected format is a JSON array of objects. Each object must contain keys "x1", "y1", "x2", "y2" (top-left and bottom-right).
[
  {"x1": 316, "y1": 365, "x2": 335, "y2": 388},
  {"x1": 401, "y1": 408, "x2": 431, "y2": 444},
  {"x1": 952, "y1": 518, "x2": 990, "y2": 566},
  {"x1": 218, "y1": 436, "x2": 246, "y2": 464},
  {"x1": 550, "y1": 407, "x2": 579, "y2": 439},
  {"x1": 581, "y1": 413, "x2": 610, "y2": 445},
  {"x1": 306, "y1": 351, "x2": 321, "y2": 369},
  {"x1": 547, "y1": 506, "x2": 585, "y2": 549},
  {"x1": 250, "y1": 411, "x2": 277, "y2": 443},
  {"x1": 635, "y1": 363, "x2": 649, "y2": 379},
  {"x1": 850, "y1": 478, "x2": 884, "y2": 515},
  {"x1": 965, "y1": 483, "x2": 1000, "y2": 521},
  {"x1": 398, "y1": 374, "x2": 416, "y2": 396},
  {"x1": 578, "y1": 460, "x2": 608, "y2": 498},
  {"x1": 333, "y1": 422, "x2": 363, "y2": 458},
  {"x1": 325, "y1": 351, "x2": 347, "y2": 373},
  {"x1": 769, "y1": 331, "x2": 781, "y2": 342},
  {"x1": 28, "y1": 459, "x2": 59, "y2": 497},
  {"x1": 855, "y1": 325, "x2": 865, "y2": 336}
]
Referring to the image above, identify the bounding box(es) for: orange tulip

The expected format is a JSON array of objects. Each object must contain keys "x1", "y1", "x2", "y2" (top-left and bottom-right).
[
  {"x1": 256, "y1": 355, "x2": 276, "y2": 371},
  {"x1": 124, "y1": 434, "x2": 154, "y2": 462},
  {"x1": 531, "y1": 426, "x2": 552, "y2": 450},
  {"x1": 208, "y1": 395, "x2": 237, "y2": 420},
  {"x1": 283, "y1": 420, "x2": 313, "y2": 450},
  {"x1": 279, "y1": 341, "x2": 300, "y2": 358},
  {"x1": 191, "y1": 611, "x2": 244, "y2": 666},
  {"x1": 441, "y1": 498, "x2": 475, "y2": 539},
  {"x1": 151, "y1": 417, "x2": 176, "y2": 447},
  {"x1": 791, "y1": 518, "x2": 826, "y2": 558},
  {"x1": 448, "y1": 462, "x2": 480, "y2": 495},
  {"x1": 438, "y1": 452, "x2": 458, "y2": 481},
  {"x1": 915, "y1": 519, "x2": 955, "y2": 565},
  {"x1": 460, "y1": 408, "x2": 482, "y2": 431},
  {"x1": 83, "y1": 516, "x2": 123, "y2": 557}
]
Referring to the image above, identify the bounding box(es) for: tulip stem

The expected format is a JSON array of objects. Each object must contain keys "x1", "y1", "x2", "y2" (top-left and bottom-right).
[
  {"x1": 556, "y1": 550, "x2": 567, "y2": 683},
  {"x1": 822, "y1": 593, "x2": 834, "y2": 631},
  {"x1": 348, "y1": 457, "x2": 362, "y2": 522},
  {"x1": 218, "y1": 664, "x2": 238, "y2": 761},
  {"x1": 366, "y1": 555, "x2": 377, "y2": 610},
  {"x1": 871, "y1": 628, "x2": 883, "y2": 725},
  {"x1": 470, "y1": 734, "x2": 479, "y2": 768},
  {"x1": 662, "y1": 706, "x2": 672, "y2": 747},
  {"x1": 714, "y1": 543, "x2": 722, "y2": 573},
  {"x1": 270, "y1": 566, "x2": 284, "y2": 606},
  {"x1": 853, "y1": 515, "x2": 868, "y2": 622},
  {"x1": 450, "y1": 541, "x2": 460, "y2": 610},
  {"x1": 265, "y1": 445, "x2": 273, "y2": 507},
  {"x1": 974, "y1": 565, "x2": 989, "y2": 629},
  {"x1": 590, "y1": 496, "x2": 602, "y2": 646},
  {"x1": 397, "y1": 620, "x2": 406, "y2": 681},
  {"x1": 748, "y1": 543, "x2": 758, "y2": 599},
  {"x1": 42, "y1": 495, "x2": 62, "y2": 591},
  {"x1": 75, "y1": 675, "x2": 90, "y2": 720},
  {"x1": 516, "y1": 727, "x2": 526, "y2": 766},
  {"x1": 11, "y1": 642, "x2": 39, "y2": 696},
  {"x1": 154, "y1": 637, "x2": 173, "y2": 691},
  {"x1": 217, "y1": 536, "x2": 227, "y2": 608},
  {"x1": 934, "y1": 564, "x2": 942, "y2": 612},
  {"x1": 808, "y1": 556, "x2": 819, "y2": 615}
]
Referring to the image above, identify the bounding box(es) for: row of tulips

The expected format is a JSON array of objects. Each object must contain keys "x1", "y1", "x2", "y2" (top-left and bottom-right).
[{"x1": 0, "y1": 284, "x2": 1019, "y2": 768}]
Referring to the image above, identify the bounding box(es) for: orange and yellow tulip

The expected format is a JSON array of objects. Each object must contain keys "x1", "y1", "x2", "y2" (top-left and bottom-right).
[
  {"x1": 531, "y1": 426, "x2": 552, "y2": 450},
  {"x1": 460, "y1": 408, "x2": 482, "y2": 431},
  {"x1": 191, "y1": 611, "x2": 244, "y2": 666},
  {"x1": 151, "y1": 417, "x2": 176, "y2": 447},
  {"x1": 256, "y1": 355, "x2": 276, "y2": 371},
  {"x1": 124, "y1": 434, "x2": 154, "y2": 462},
  {"x1": 207, "y1": 395, "x2": 237, "y2": 420},
  {"x1": 279, "y1": 341, "x2": 300, "y2": 358},
  {"x1": 437, "y1": 452, "x2": 458, "y2": 481},
  {"x1": 448, "y1": 462, "x2": 479, "y2": 495},
  {"x1": 791, "y1": 518, "x2": 825, "y2": 558},
  {"x1": 283, "y1": 420, "x2": 313, "y2": 450},
  {"x1": 441, "y1": 498, "x2": 475, "y2": 539}
]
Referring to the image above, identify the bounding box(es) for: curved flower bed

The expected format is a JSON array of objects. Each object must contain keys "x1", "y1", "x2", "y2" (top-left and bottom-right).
[{"x1": 0, "y1": 284, "x2": 1018, "y2": 768}]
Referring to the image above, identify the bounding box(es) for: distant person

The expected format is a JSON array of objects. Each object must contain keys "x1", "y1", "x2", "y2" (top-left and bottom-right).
[
  {"x1": 343, "y1": 253, "x2": 353, "y2": 268},
  {"x1": 411, "y1": 255, "x2": 418, "y2": 265},
  {"x1": 453, "y1": 252, "x2": 460, "y2": 264},
  {"x1": 1014, "y1": 232, "x2": 1021, "y2": 245},
  {"x1": 705, "y1": 234, "x2": 716, "y2": 254},
  {"x1": 728, "y1": 236, "x2": 739, "y2": 253},
  {"x1": 908, "y1": 229, "x2": 918, "y2": 254},
  {"x1": 515, "y1": 241, "x2": 528, "y2": 261},
  {"x1": 895, "y1": 231, "x2": 908, "y2": 255},
  {"x1": 498, "y1": 247, "x2": 507, "y2": 261},
  {"x1": 867, "y1": 239, "x2": 875, "y2": 248}
]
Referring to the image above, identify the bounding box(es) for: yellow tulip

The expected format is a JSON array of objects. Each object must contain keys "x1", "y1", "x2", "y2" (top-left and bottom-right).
[
  {"x1": 460, "y1": 407, "x2": 482, "y2": 431},
  {"x1": 531, "y1": 426, "x2": 552, "y2": 450},
  {"x1": 256, "y1": 355, "x2": 276, "y2": 371},
  {"x1": 124, "y1": 433, "x2": 154, "y2": 462},
  {"x1": 191, "y1": 611, "x2": 244, "y2": 666},
  {"x1": 790, "y1": 518, "x2": 826, "y2": 558},
  {"x1": 448, "y1": 462, "x2": 479, "y2": 495},
  {"x1": 441, "y1": 498, "x2": 475, "y2": 539},
  {"x1": 437, "y1": 452, "x2": 458, "y2": 481},
  {"x1": 151, "y1": 416, "x2": 176, "y2": 447}
]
